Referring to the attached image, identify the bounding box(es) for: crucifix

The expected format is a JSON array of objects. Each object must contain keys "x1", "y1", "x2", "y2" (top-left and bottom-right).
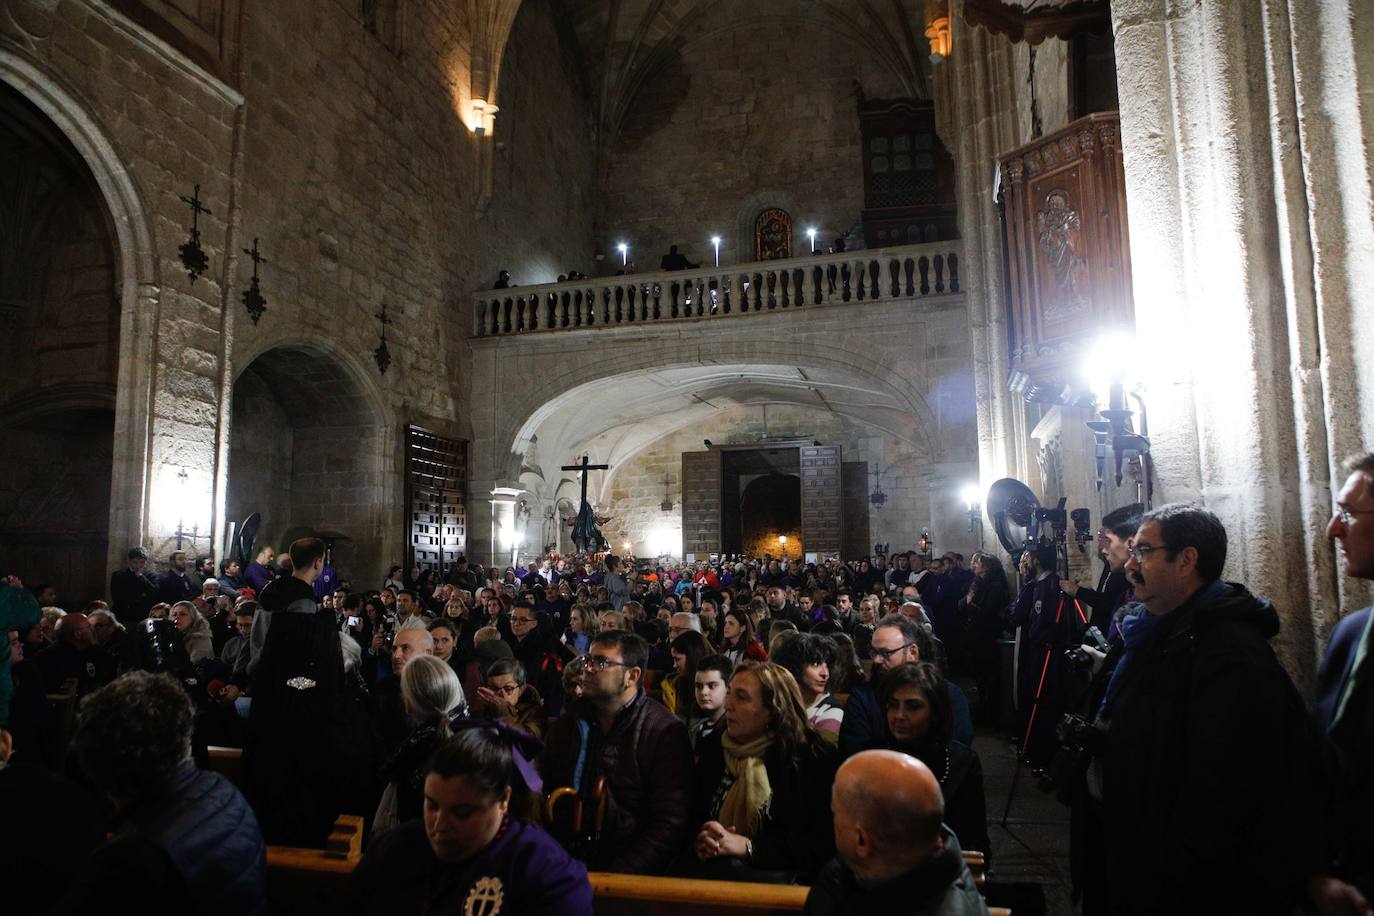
[
  {"x1": 177, "y1": 183, "x2": 212, "y2": 282},
  {"x1": 241, "y1": 237, "x2": 268, "y2": 324},
  {"x1": 374, "y1": 302, "x2": 392, "y2": 373},
  {"x1": 561, "y1": 453, "x2": 610, "y2": 553}
]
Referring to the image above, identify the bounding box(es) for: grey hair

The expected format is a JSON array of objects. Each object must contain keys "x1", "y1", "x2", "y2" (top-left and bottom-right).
[
  {"x1": 485, "y1": 657, "x2": 526, "y2": 686},
  {"x1": 74, "y1": 671, "x2": 193, "y2": 804},
  {"x1": 671, "y1": 612, "x2": 703, "y2": 633},
  {"x1": 340, "y1": 633, "x2": 362, "y2": 672},
  {"x1": 401, "y1": 654, "x2": 466, "y2": 733},
  {"x1": 396, "y1": 615, "x2": 429, "y2": 633}
]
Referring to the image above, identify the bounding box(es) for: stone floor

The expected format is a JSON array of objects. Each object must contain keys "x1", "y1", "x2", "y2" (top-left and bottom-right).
[{"x1": 971, "y1": 725, "x2": 1076, "y2": 916}]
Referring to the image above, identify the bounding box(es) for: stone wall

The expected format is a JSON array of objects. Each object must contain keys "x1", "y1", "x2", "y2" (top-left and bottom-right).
[
  {"x1": 598, "y1": 14, "x2": 909, "y2": 268},
  {"x1": 1, "y1": 0, "x2": 598, "y2": 592}
]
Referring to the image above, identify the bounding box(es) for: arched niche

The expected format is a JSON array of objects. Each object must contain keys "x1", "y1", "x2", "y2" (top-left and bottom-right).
[
  {"x1": 0, "y1": 81, "x2": 121, "y2": 602},
  {"x1": 227, "y1": 345, "x2": 391, "y2": 584}
]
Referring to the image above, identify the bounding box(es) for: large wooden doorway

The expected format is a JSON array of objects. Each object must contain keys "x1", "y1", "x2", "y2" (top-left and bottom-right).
[{"x1": 681, "y1": 443, "x2": 844, "y2": 560}]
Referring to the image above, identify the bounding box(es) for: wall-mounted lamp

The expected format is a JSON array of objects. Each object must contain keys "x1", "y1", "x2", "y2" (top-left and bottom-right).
[
  {"x1": 616, "y1": 242, "x2": 629, "y2": 267},
  {"x1": 470, "y1": 99, "x2": 499, "y2": 136},
  {"x1": 1081, "y1": 332, "x2": 1154, "y2": 507},
  {"x1": 711, "y1": 235, "x2": 722, "y2": 267},
  {"x1": 960, "y1": 483, "x2": 984, "y2": 546},
  {"x1": 806, "y1": 227, "x2": 817, "y2": 253}
]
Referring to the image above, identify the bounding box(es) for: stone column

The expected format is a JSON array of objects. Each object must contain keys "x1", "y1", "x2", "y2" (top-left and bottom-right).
[
  {"x1": 1112, "y1": 0, "x2": 1374, "y2": 683},
  {"x1": 489, "y1": 486, "x2": 523, "y2": 570}
]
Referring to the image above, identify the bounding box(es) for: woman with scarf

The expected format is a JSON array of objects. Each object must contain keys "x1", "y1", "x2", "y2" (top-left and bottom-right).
[
  {"x1": 373, "y1": 654, "x2": 470, "y2": 837},
  {"x1": 690, "y1": 660, "x2": 839, "y2": 883},
  {"x1": 351, "y1": 721, "x2": 591, "y2": 916}
]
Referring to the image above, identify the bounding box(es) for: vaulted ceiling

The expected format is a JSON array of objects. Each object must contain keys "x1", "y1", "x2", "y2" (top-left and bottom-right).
[{"x1": 555, "y1": 0, "x2": 935, "y2": 146}]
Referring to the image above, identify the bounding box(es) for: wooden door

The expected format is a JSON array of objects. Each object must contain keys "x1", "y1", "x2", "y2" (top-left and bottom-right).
[
  {"x1": 405, "y1": 426, "x2": 467, "y2": 576},
  {"x1": 681, "y1": 450, "x2": 722, "y2": 558},
  {"x1": 800, "y1": 446, "x2": 843, "y2": 557}
]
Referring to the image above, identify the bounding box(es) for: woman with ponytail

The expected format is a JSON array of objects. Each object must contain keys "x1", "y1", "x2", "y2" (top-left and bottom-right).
[
  {"x1": 689, "y1": 660, "x2": 839, "y2": 883},
  {"x1": 373, "y1": 654, "x2": 469, "y2": 836}
]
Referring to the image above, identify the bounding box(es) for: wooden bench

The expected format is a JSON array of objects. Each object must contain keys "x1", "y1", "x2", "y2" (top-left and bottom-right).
[
  {"x1": 265, "y1": 815, "x2": 363, "y2": 914},
  {"x1": 205, "y1": 745, "x2": 244, "y2": 789},
  {"x1": 264, "y1": 834, "x2": 1006, "y2": 916}
]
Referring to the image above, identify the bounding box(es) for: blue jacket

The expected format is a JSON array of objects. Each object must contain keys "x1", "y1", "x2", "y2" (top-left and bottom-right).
[
  {"x1": 54, "y1": 766, "x2": 265, "y2": 916},
  {"x1": 1314, "y1": 606, "x2": 1371, "y2": 731}
]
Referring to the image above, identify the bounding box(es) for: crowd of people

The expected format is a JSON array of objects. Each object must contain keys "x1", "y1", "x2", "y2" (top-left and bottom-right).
[{"x1": 3, "y1": 453, "x2": 1374, "y2": 915}]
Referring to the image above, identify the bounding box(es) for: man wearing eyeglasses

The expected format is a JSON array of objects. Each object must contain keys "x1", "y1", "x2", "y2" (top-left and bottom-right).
[
  {"x1": 1310, "y1": 452, "x2": 1374, "y2": 915},
  {"x1": 1098, "y1": 503, "x2": 1326, "y2": 916},
  {"x1": 505, "y1": 601, "x2": 571, "y2": 715},
  {"x1": 540, "y1": 630, "x2": 692, "y2": 874},
  {"x1": 837, "y1": 614, "x2": 972, "y2": 758}
]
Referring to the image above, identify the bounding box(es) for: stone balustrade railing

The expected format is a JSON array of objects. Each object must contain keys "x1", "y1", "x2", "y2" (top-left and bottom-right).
[{"x1": 472, "y1": 241, "x2": 961, "y2": 337}]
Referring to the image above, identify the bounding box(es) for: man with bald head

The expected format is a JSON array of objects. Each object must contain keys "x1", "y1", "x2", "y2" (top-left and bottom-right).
[
  {"x1": 806, "y1": 750, "x2": 987, "y2": 915},
  {"x1": 32, "y1": 612, "x2": 116, "y2": 694}
]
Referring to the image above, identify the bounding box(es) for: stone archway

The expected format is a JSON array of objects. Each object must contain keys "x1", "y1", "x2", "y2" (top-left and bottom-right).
[
  {"x1": 227, "y1": 345, "x2": 393, "y2": 584},
  {"x1": 0, "y1": 81, "x2": 121, "y2": 602},
  {"x1": 0, "y1": 49, "x2": 159, "y2": 593}
]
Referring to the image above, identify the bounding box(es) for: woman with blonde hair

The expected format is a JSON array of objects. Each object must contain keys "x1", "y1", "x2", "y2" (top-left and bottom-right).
[
  {"x1": 169, "y1": 600, "x2": 213, "y2": 663},
  {"x1": 564, "y1": 602, "x2": 599, "y2": 655},
  {"x1": 375, "y1": 654, "x2": 469, "y2": 836},
  {"x1": 690, "y1": 660, "x2": 838, "y2": 882}
]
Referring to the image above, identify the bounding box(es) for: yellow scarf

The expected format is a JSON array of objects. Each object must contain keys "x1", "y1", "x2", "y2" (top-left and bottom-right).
[{"x1": 718, "y1": 732, "x2": 774, "y2": 838}]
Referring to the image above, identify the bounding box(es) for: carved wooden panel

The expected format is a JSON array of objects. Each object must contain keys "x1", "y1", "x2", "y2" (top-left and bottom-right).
[
  {"x1": 800, "y1": 446, "x2": 843, "y2": 557},
  {"x1": 840, "y1": 461, "x2": 871, "y2": 561},
  {"x1": 681, "y1": 450, "x2": 722, "y2": 557},
  {"x1": 999, "y1": 112, "x2": 1132, "y2": 400},
  {"x1": 405, "y1": 426, "x2": 466, "y2": 576}
]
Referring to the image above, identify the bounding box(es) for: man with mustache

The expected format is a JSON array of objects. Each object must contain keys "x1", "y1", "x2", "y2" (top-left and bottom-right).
[
  {"x1": 1098, "y1": 504, "x2": 1326, "y2": 915},
  {"x1": 1309, "y1": 452, "x2": 1374, "y2": 916}
]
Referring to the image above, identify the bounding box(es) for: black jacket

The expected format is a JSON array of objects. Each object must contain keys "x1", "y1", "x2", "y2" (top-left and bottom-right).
[
  {"x1": 804, "y1": 827, "x2": 986, "y2": 916},
  {"x1": 692, "y1": 730, "x2": 839, "y2": 881},
  {"x1": 1102, "y1": 581, "x2": 1327, "y2": 915},
  {"x1": 110, "y1": 568, "x2": 159, "y2": 624}
]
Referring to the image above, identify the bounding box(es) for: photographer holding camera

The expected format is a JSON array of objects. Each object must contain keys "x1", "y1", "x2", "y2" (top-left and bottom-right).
[{"x1": 1060, "y1": 503, "x2": 1144, "y2": 641}]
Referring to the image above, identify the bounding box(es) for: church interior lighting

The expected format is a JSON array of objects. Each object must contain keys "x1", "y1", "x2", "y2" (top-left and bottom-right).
[{"x1": 616, "y1": 242, "x2": 628, "y2": 266}]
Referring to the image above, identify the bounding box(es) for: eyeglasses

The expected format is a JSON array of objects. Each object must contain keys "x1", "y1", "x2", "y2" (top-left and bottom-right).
[
  {"x1": 490, "y1": 683, "x2": 522, "y2": 696},
  {"x1": 1128, "y1": 543, "x2": 1169, "y2": 562},
  {"x1": 871, "y1": 642, "x2": 914, "y2": 662},
  {"x1": 1333, "y1": 506, "x2": 1374, "y2": 526},
  {"x1": 583, "y1": 654, "x2": 630, "y2": 671},
  {"x1": 511, "y1": 616, "x2": 536, "y2": 625}
]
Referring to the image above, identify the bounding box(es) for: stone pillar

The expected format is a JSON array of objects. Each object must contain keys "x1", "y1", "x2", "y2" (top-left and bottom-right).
[
  {"x1": 1112, "y1": 0, "x2": 1374, "y2": 683},
  {"x1": 488, "y1": 486, "x2": 523, "y2": 570}
]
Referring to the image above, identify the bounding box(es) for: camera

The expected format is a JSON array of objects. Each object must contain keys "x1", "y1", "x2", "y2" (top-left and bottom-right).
[
  {"x1": 1038, "y1": 711, "x2": 1108, "y2": 804},
  {"x1": 1063, "y1": 625, "x2": 1109, "y2": 675}
]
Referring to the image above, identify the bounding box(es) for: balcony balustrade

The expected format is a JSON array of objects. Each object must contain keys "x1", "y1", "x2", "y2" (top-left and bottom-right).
[{"x1": 472, "y1": 241, "x2": 961, "y2": 337}]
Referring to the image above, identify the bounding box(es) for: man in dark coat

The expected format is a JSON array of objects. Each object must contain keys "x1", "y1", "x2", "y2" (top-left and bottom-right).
[
  {"x1": 1309, "y1": 453, "x2": 1374, "y2": 913},
  {"x1": 245, "y1": 537, "x2": 345, "y2": 846},
  {"x1": 1101, "y1": 504, "x2": 1326, "y2": 916},
  {"x1": 540, "y1": 630, "x2": 691, "y2": 874},
  {"x1": 1062, "y1": 503, "x2": 1144, "y2": 640},
  {"x1": 157, "y1": 550, "x2": 197, "y2": 606},
  {"x1": 806, "y1": 750, "x2": 986, "y2": 916},
  {"x1": 110, "y1": 546, "x2": 159, "y2": 625}
]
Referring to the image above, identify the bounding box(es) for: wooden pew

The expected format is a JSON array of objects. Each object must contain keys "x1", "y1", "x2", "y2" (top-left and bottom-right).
[
  {"x1": 590, "y1": 872, "x2": 805, "y2": 915},
  {"x1": 205, "y1": 745, "x2": 244, "y2": 789},
  {"x1": 265, "y1": 815, "x2": 363, "y2": 914}
]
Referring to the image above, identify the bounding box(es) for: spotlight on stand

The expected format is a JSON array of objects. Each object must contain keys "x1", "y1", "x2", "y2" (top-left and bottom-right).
[{"x1": 1081, "y1": 332, "x2": 1154, "y2": 509}]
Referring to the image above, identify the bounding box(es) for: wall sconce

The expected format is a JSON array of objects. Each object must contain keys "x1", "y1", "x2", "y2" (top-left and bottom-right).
[
  {"x1": 1081, "y1": 333, "x2": 1154, "y2": 507},
  {"x1": 470, "y1": 99, "x2": 499, "y2": 136},
  {"x1": 925, "y1": 16, "x2": 952, "y2": 60},
  {"x1": 960, "y1": 484, "x2": 984, "y2": 546},
  {"x1": 917, "y1": 527, "x2": 933, "y2": 556},
  {"x1": 778, "y1": 535, "x2": 788, "y2": 547}
]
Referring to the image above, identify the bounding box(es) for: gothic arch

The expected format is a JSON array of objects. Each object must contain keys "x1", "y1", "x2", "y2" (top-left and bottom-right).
[{"x1": 0, "y1": 48, "x2": 160, "y2": 582}]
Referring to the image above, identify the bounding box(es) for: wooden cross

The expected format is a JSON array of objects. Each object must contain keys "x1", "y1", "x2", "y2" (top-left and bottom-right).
[{"x1": 561, "y1": 453, "x2": 610, "y2": 511}]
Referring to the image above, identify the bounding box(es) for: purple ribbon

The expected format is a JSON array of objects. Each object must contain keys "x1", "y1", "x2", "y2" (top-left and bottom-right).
[{"x1": 450, "y1": 717, "x2": 545, "y2": 796}]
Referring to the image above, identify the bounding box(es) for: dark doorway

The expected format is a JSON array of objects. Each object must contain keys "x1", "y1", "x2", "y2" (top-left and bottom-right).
[
  {"x1": 0, "y1": 83, "x2": 120, "y2": 603},
  {"x1": 739, "y1": 472, "x2": 802, "y2": 560},
  {"x1": 720, "y1": 447, "x2": 801, "y2": 557}
]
